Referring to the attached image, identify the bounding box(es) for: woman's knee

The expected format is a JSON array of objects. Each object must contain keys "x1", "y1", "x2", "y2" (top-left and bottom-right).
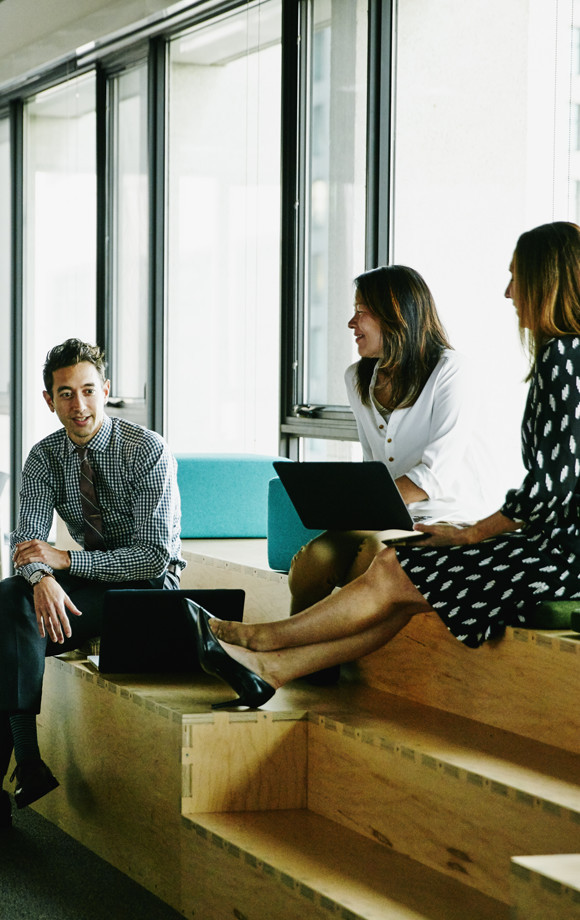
[
  {"x1": 288, "y1": 535, "x2": 339, "y2": 593},
  {"x1": 363, "y1": 547, "x2": 430, "y2": 611},
  {"x1": 363, "y1": 547, "x2": 401, "y2": 588}
]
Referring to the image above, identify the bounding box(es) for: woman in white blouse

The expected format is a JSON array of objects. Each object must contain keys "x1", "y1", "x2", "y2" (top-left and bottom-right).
[{"x1": 288, "y1": 265, "x2": 495, "y2": 666}]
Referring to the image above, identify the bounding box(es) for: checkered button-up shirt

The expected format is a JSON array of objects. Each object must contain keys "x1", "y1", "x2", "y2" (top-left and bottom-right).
[{"x1": 12, "y1": 415, "x2": 185, "y2": 584}]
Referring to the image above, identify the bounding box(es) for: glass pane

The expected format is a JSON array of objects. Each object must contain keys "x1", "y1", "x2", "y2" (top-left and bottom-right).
[
  {"x1": 108, "y1": 64, "x2": 149, "y2": 414},
  {"x1": 391, "y1": 0, "x2": 578, "y2": 502},
  {"x1": 0, "y1": 116, "x2": 11, "y2": 572},
  {"x1": 23, "y1": 74, "x2": 96, "y2": 456},
  {"x1": 166, "y1": 1, "x2": 282, "y2": 454},
  {"x1": 301, "y1": 438, "x2": 362, "y2": 462},
  {"x1": 303, "y1": 0, "x2": 368, "y2": 407}
]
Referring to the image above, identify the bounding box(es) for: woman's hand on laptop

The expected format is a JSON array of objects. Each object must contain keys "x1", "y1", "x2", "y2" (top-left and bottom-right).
[{"x1": 412, "y1": 522, "x2": 474, "y2": 547}]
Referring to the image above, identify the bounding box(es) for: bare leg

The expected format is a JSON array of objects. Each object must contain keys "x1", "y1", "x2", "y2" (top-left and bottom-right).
[
  {"x1": 212, "y1": 547, "x2": 431, "y2": 651},
  {"x1": 218, "y1": 591, "x2": 431, "y2": 689},
  {"x1": 288, "y1": 530, "x2": 374, "y2": 615}
]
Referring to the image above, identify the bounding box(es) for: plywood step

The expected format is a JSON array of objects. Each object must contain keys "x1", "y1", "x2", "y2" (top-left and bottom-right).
[
  {"x1": 511, "y1": 854, "x2": 580, "y2": 919},
  {"x1": 36, "y1": 654, "x2": 580, "y2": 917},
  {"x1": 177, "y1": 676, "x2": 580, "y2": 904},
  {"x1": 305, "y1": 694, "x2": 580, "y2": 903},
  {"x1": 184, "y1": 809, "x2": 509, "y2": 920},
  {"x1": 354, "y1": 611, "x2": 580, "y2": 754}
]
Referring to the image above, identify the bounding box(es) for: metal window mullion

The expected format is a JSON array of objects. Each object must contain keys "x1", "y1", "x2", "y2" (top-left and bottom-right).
[
  {"x1": 96, "y1": 64, "x2": 108, "y2": 350},
  {"x1": 148, "y1": 37, "x2": 167, "y2": 436},
  {"x1": 279, "y1": 0, "x2": 302, "y2": 458},
  {"x1": 280, "y1": 0, "x2": 312, "y2": 456},
  {"x1": 296, "y1": 0, "x2": 312, "y2": 421},
  {"x1": 366, "y1": 0, "x2": 394, "y2": 269},
  {"x1": 9, "y1": 100, "x2": 23, "y2": 541}
]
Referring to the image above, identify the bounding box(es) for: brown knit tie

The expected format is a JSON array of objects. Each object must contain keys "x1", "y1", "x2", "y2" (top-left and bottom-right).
[{"x1": 76, "y1": 447, "x2": 106, "y2": 550}]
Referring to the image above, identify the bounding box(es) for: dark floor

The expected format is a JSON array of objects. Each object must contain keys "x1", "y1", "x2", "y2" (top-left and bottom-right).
[{"x1": 0, "y1": 797, "x2": 184, "y2": 920}]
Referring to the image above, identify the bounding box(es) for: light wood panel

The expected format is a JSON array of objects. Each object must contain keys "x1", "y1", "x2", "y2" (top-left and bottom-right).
[
  {"x1": 511, "y1": 855, "x2": 580, "y2": 919},
  {"x1": 180, "y1": 545, "x2": 290, "y2": 623},
  {"x1": 307, "y1": 719, "x2": 580, "y2": 903},
  {"x1": 354, "y1": 612, "x2": 580, "y2": 754},
  {"x1": 182, "y1": 712, "x2": 308, "y2": 813},
  {"x1": 186, "y1": 810, "x2": 509, "y2": 920},
  {"x1": 35, "y1": 656, "x2": 186, "y2": 910}
]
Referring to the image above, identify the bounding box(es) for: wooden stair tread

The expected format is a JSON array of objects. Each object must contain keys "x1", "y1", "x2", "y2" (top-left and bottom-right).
[
  {"x1": 354, "y1": 612, "x2": 580, "y2": 754},
  {"x1": 304, "y1": 686, "x2": 580, "y2": 814},
  {"x1": 187, "y1": 808, "x2": 509, "y2": 920},
  {"x1": 512, "y1": 854, "x2": 580, "y2": 890}
]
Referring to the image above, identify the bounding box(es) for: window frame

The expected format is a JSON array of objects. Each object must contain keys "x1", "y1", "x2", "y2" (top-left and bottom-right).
[
  {"x1": 279, "y1": 0, "x2": 394, "y2": 454},
  {"x1": 97, "y1": 44, "x2": 161, "y2": 431}
]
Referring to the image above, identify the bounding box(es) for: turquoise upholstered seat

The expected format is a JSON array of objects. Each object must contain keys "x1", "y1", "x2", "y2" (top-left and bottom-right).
[
  {"x1": 176, "y1": 453, "x2": 290, "y2": 539},
  {"x1": 175, "y1": 453, "x2": 322, "y2": 571},
  {"x1": 267, "y1": 476, "x2": 323, "y2": 572}
]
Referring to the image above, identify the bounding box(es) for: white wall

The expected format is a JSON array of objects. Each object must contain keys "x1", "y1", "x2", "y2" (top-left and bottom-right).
[{"x1": 391, "y1": 0, "x2": 577, "y2": 504}]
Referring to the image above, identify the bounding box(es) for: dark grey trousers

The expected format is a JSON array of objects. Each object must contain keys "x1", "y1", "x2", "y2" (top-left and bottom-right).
[{"x1": 0, "y1": 572, "x2": 178, "y2": 714}]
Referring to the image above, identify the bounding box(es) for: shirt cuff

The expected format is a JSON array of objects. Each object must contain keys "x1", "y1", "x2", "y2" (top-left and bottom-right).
[
  {"x1": 18, "y1": 563, "x2": 54, "y2": 584},
  {"x1": 68, "y1": 550, "x2": 96, "y2": 579}
]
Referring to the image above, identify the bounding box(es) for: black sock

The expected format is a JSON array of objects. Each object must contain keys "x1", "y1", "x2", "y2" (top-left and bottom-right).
[{"x1": 8, "y1": 714, "x2": 40, "y2": 765}]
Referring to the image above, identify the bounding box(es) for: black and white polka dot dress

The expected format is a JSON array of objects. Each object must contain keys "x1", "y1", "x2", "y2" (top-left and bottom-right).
[{"x1": 395, "y1": 336, "x2": 580, "y2": 648}]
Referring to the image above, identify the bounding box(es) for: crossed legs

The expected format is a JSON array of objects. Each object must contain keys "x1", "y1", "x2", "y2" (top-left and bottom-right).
[
  {"x1": 287, "y1": 530, "x2": 386, "y2": 614},
  {"x1": 211, "y1": 547, "x2": 433, "y2": 689}
]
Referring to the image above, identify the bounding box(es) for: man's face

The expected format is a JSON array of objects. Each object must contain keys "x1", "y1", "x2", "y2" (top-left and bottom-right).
[{"x1": 43, "y1": 361, "x2": 111, "y2": 446}]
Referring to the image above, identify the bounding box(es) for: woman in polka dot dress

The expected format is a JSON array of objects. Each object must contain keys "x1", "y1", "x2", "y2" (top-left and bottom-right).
[{"x1": 193, "y1": 222, "x2": 580, "y2": 708}]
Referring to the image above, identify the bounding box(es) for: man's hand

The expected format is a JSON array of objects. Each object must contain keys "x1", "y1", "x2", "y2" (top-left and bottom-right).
[
  {"x1": 13, "y1": 540, "x2": 71, "y2": 571},
  {"x1": 32, "y1": 577, "x2": 82, "y2": 643}
]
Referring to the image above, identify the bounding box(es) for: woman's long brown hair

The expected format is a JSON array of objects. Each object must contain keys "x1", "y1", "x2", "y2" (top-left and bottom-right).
[{"x1": 354, "y1": 265, "x2": 451, "y2": 409}]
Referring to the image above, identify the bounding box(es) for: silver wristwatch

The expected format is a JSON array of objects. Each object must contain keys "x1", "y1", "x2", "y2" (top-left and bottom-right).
[{"x1": 29, "y1": 570, "x2": 53, "y2": 586}]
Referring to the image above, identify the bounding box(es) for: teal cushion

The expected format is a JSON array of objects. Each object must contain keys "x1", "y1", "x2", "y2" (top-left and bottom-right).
[
  {"x1": 176, "y1": 454, "x2": 291, "y2": 538},
  {"x1": 267, "y1": 476, "x2": 324, "y2": 572}
]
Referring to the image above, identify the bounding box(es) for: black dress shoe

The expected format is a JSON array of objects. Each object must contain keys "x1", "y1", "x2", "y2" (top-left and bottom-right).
[
  {"x1": 192, "y1": 605, "x2": 275, "y2": 710},
  {"x1": 0, "y1": 790, "x2": 11, "y2": 829},
  {"x1": 10, "y1": 758, "x2": 59, "y2": 809}
]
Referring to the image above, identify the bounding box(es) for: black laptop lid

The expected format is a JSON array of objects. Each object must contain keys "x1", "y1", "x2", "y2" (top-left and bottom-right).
[
  {"x1": 273, "y1": 461, "x2": 414, "y2": 532},
  {"x1": 96, "y1": 588, "x2": 245, "y2": 675}
]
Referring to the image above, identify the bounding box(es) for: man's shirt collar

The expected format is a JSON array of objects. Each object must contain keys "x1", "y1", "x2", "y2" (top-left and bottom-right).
[{"x1": 65, "y1": 414, "x2": 113, "y2": 454}]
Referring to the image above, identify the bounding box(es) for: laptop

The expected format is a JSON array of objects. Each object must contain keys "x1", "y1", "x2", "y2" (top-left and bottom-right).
[
  {"x1": 273, "y1": 461, "x2": 424, "y2": 543},
  {"x1": 87, "y1": 588, "x2": 245, "y2": 675}
]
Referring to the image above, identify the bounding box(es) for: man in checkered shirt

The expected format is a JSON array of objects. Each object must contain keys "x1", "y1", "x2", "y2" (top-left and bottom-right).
[{"x1": 0, "y1": 338, "x2": 185, "y2": 824}]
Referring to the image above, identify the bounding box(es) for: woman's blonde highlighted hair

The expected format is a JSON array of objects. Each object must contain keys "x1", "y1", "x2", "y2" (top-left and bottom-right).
[{"x1": 514, "y1": 221, "x2": 580, "y2": 370}]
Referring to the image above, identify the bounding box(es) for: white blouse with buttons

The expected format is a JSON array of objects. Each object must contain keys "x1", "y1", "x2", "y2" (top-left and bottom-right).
[{"x1": 344, "y1": 350, "x2": 498, "y2": 523}]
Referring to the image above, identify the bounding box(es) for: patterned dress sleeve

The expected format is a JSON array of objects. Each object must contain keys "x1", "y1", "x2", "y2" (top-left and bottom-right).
[{"x1": 501, "y1": 336, "x2": 580, "y2": 546}]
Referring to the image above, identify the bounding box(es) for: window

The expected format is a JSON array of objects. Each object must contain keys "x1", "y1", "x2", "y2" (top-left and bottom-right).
[
  {"x1": 22, "y1": 73, "x2": 97, "y2": 456},
  {"x1": 2, "y1": 0, "x2": 580, "y2": 508},
  {"x1": 106, "y1": 63, "x2": 150, "y2": 425},
  {"x1": 165, "y1": 0, "x2": 282, "y2": 454},
  {"x1": 301, "y1": 0, "x2": 368, "y2": 412},
  {"x1": 283, "y1": 0, "x2": 369, "y2": 461}
]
